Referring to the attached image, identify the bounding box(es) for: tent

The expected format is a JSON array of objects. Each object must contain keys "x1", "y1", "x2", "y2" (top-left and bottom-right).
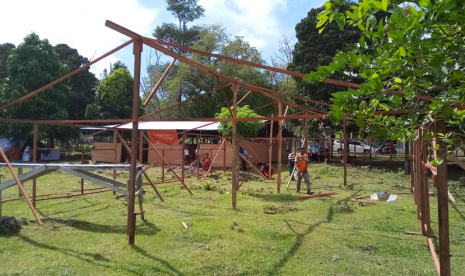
[{"x1": 0, "y1": 137, "x2": 21, "y2": 162}]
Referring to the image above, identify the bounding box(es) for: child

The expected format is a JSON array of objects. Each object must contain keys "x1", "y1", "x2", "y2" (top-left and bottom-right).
[
  {"x1": 203, "y1": 153, "x2": 212, "y2": 176},
  {"x1": 260, "y1": 162, "x2": 274, "y2": 178}
]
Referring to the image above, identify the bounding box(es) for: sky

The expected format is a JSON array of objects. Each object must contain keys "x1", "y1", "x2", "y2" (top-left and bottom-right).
[{"x1": 0, "y1": 0, "x2": 327, "y2": 79}]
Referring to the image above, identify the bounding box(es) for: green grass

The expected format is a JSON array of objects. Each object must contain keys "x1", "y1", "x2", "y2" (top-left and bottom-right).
[{"x1": 0, "y1": 161, "x2": 464, "y2": 276}]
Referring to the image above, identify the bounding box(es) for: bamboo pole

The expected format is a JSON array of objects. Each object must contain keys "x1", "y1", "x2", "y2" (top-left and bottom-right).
[
  {"x1": 232, "y1": 84, "x2": 238, "y2": 210},
  {"x1": 0, "y1": 145, "x2": 43, "y2": 225},
  {"x1": 268, "y1": 115, "x2": 274, "y2": 180},
  {"x1": 277, "y1": 102, "x2": 283, "y2": 193},
  {"x1": 127, "y1": 40, "x2": 142, "y2": 246},
  {"x1": 32, "y1": 123, "x2": 38, "y2": 207}
]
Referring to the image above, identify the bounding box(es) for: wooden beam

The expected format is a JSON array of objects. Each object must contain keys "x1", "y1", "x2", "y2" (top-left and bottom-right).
[
  {"x1": 237, "y1": 90, "x2": 252, "y2": 105},
  {"x1": 127, "y1": 40, "x2": 142, "y2": 246},
  {"x1": 143, "y1": 58, "x2": 177, "y2": 107},
  {"x1": 232, "y1": 84, "x2": 238, "y2": 210},
  {"x1": 0, "y1": 39, "x2": 134, "y2": 112},
  {"x1": 297, "y1": 192, "x2": 338, "y2": 200},
  {"x1": 436, "y1": 120, "x2": 451, "y2": 276},
  {"x1": 203, "y1": 139, "x2": 226, "y2": 179},
  {"x1": 343, "y1": 117, "x2": 348, "y2": 186},
  {"x1": 269, "y1": 115, "x2": 274, "y2": 180},
  {"x1": 0, "y1": 145, "x2": 43, "y2": 225},
  {"x1": 32, "y1": 123, "x2": 38, "y2": 207},
  {"x1": 277, "y1": 102, "x2": 283, "y2": 193}
]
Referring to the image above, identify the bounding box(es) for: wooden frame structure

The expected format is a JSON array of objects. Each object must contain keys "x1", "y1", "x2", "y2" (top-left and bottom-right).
[{"x1": 0, "y1": 21, "x2": 458, "y2": 275}]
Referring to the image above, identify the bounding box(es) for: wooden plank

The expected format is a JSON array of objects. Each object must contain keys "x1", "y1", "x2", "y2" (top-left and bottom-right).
[
  {"x1": 0, "y1": 39, "x2": 134, "y2": 112},
  {"x1": 141, "y1": 170, "x2": 164, "y2": 202},
  {"x1": 237, "y1": 90, "x2": 252, "y2": 105},
  {"x1": 182, "y1": 222, "x2": 188, "y2": 229},
  {"x1": 428, "y1": 237, "x2": 441, "y2": 275},
  {"x1": 297, "y1": 192, "x2": 337, "y2": 200},
  {"x1": 74, "y1": 170, "x2": 127, "y2": 189},
  {"x1": 0, "y1": 174, "x2": 2, "y2": 216},
  {"x1": 343, "y1": 117, "x2": 348, "y2": 186},
  {"x1": 33, "y1": 123, "x2": 38, "y2": 207},
  {"x1": 0, "y1": 145, "x2": 43, "y2": 225},
  {"x1": 143, "y1": 58, "x2": 176, "y2": 107},
  {"x1": 0, "y1": 163, "x2": 134, "y2": 170}
]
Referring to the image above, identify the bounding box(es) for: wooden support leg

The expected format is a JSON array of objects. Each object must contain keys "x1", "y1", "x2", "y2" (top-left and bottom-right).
[
  {"x1": 18, "y1": 168, "x2": 23, "y2": 197},
  {"x1": 33, "y1": 123, "x2": 38, "y2": 207},
  {"x1": 136, "y1": 173, "x2": 145, "y2": 220},
  {"x1": 0, "y1": 174, "x2": 2, "y2": 217}
]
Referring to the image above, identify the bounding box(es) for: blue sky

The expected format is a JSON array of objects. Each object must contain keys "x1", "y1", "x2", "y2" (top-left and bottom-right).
[{"x1": 1, "y1": 0, "x2": 327, "y2": 79}]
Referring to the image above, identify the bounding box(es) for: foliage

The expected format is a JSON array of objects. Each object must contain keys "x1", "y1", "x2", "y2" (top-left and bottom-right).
[
  {"x1": 85, "y1": 67, "x2": 143, "y2": 120},
  {"x1": 0, "y1": 34, "x2": 71, "y2": 140},
  {"x1": 166, "y1": 0, "x2": 205, "y2": 30},
  {"x1": 0, "y1": 43, "x2": 15, "y2": 81},
  {"x1": 54, "y1": 44, "x2": 98, "y2": 121},
  {"x1": 216, "y1": 105, "x2": 265, "y2": 139},
  {"x1": 307, "y1": 0, "x2": 465, "y2": 146}
]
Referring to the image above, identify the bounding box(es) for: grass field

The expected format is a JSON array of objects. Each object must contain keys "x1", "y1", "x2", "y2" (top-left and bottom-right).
[{"x1": 0, "y1": 159, "x2": 464, "y2": 276}]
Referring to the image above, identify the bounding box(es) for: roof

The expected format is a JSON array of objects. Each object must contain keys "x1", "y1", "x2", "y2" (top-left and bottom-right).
[{"x1": 80, "y1": 121, "x2": 220, "y2": 131}]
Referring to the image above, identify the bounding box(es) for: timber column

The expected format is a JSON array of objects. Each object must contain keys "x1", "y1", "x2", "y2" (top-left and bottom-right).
[
  {"x1": 231, "y1": 84, "x2": 238, "y2": 210},
  {"x1": 128, "y1": 39, "x2": 142, "y2": 245}
]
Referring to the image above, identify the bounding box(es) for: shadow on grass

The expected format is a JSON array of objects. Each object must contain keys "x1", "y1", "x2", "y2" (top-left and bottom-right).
[
  {"x1": 132, "y1": 245, "x2": 186, "y2": 276},
  {"x1": 38, "y1": 218, "x2": 160, "y2": 236},
  {"x1": 248, "y1": 193, "x2": 297, "y2": 202},
  {"x1": 266, "y1": 205, "x2": 334, "y2": 276},
  {"x1": 451, "y1": 202, "x2": 465, "y2": 222},
  {"x1": 18, "y1": 234, "x2": 112, "y2": 266}
]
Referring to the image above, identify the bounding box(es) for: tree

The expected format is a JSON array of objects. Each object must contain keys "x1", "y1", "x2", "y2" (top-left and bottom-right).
[
  {"x1": 216, "y1": 105, "x2": 265, "y2": 191},
  {"x1": 0, "y1": 43, "x2": 15, "y2": 81},
  {"x1": 54, "y1": 44, "x2": 98, "y2": 120},
  {"x1": 0, "y1": 34, "x2": 71, "y2": 142},
  {"x1": 307, "y1": 1, "x2": 465, "y2": 147},
  {"x1": 166, "y1": 0, "x2": 205, "y2": 30},
  {"x1": 85, "y1": 67, "x2": 143, "y2": 120}
]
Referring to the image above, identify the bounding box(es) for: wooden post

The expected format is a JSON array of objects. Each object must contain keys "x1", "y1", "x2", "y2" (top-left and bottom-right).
[
  {"x1": 32, "y1": 123, "x2": 38, "y2": 207},
  {"x1": 269, "y1": 115, "x2": 274, "y2": 180},
  {"x1": 113, "y1": 129, "x2": 118, "y2": 195},
  {"x1": 277, "y1": 102, "x2": 283, "y2": 193},
  {"x1": 182, "y1": 134, "x2": 186, "y2": 183},
  {"x1": 0, "y1": 173, "x2": 2, "y2": 217},
  {"x1": 368, "y1": 136, "x2": 372, "y2": 159},
  {"x1": 127, "y1": 39, "x2": 142, "y2": 246},
  {"x1": 197, "y1": 135, "x2": 200, "y2": 179},
  {"x1": 303, "y1": 114, "x2": 308, "y2": 150},
  {"x1": 343, "y1": 117, "x2": 348, "y2": 186},
  {"x1": 404, "y1": 141, "x2": 410, "y2": 174},
  {"x1": 162, "y1": 150, "x2": 165, "y2": 182},
  {"x1": 18, "y1": 168, "x2": 23, "y2": 197},
  {"x1": 139, "y1": 130, "x2": 144, "y2": 164},
  {"x1": 436, "y1": 120, "x2": 451, "y2": 276},
  {"x1": 232, "y1": 84, "x2": 238, "y2": 210},
  {"x1": 223, "y1": 137, "x2": 226, "y2": 172},
  {"x1": 80, "y1": 149, "x2": 84, "y2": 194}
]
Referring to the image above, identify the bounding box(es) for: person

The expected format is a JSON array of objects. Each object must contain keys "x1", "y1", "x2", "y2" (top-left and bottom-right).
[
  {"x1": 239, "y1": 147, "x2": 249, "y2": 171},
  {"x1": 295, "y1": 147, "x2": 313, "y2": 195},
  {"x1": 203, "y1": 152, "x2": 212, "y2": 175},
  {"x1": 22, "y1": 146, "x2": 31, "y2": 162},
  {"x1": 184, "y1": 146, "x2": 190, "y2": 165},
  {"x1": 287, "y1": 149, "x2": 295, "y2": 181},
  {"x1": 260, "y1": 162, "x2": 274, "y2": 178}
]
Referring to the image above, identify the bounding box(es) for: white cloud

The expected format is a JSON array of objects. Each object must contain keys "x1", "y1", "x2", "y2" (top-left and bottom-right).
[
  {"x1": 0, "y1": 0, "x2": 159, "y2": 76},
  {"x1": 197, "y1": 0, "x2": 289, "y2": 51}
]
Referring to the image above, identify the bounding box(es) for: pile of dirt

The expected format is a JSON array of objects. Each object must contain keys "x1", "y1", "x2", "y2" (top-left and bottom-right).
[{"x1": 238, "y1": 171, "x2": 262, "y2": 181}]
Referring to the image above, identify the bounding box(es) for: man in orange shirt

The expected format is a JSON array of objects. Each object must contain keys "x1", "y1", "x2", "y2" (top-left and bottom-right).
[{"x1": 295, "y1": 147, "x2": 313, "y2": 195}]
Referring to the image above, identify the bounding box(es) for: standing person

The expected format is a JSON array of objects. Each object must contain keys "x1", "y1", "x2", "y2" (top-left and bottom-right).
[
  {"x1": 239, "y1": 146, "x2": 249, "y2": 171},
  {"x1": 203, "y1": 152, "x2": 212, "y2": 176},
  {"x1": 22, "y1": 146, "x2": 31, "y2": 162},
  {"x1": 184, "y1": 146, "x2": 190, "y2": 165},
  {"x1": 194, "y1": 148, "x2": 200, "y2": 167},
  {"x1": 295, "y1": 147, "x2": 313, "y2": 194},
  {"x1": 287, "y1": 149, "x2": 295, "y2": 181}
]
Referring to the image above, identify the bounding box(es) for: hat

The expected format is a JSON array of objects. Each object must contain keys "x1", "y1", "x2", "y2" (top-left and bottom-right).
[{"x1": 300, "y1": 147, "x2": 306, "y2": 150}]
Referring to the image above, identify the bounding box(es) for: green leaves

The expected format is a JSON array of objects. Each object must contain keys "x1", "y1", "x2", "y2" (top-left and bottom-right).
[
  {"x1": 420, "y1": 0, "x2": 430, "y2": 9},
  {"x1": 399, "y1": 47, "x2": 406, "y2": 57},
  {"x1": 335, "y1": 13, "x2": 346, "y2": 30},
  {"x1": 216, "y1": 105, "x2": 265, "y2": 138},
  {"x1": 382, "y1": 0, "x2": 388, "y2": 11}
]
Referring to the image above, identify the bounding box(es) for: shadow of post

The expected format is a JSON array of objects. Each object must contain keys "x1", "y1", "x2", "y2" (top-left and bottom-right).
[
  {"x1": 266, "y1": 205, "x2": 334, "y2": 276},
  {"x1": 132, "y1": 245, "x2": 187, "y2": 276}
]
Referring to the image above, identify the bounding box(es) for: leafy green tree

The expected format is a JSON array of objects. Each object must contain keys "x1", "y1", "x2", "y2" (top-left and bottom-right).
[
  {"x1": 307, "y1": 0, "x2": 465, "y2": 147},
  {"x1": 0, "y1": 34, "x2": 71, "y2": 142},
  {"x1": 166, "y1": 0, "x2": 205, "y2": 30},
  {"x1": 54, "y1": 44, "x2": 98, "y2": 120},
  {"x1": 85, "y1": 67, "x2": 143, "y2": 120},
  {"x1": 0, "y1": 43, "x2": 15, "y2": 82}
]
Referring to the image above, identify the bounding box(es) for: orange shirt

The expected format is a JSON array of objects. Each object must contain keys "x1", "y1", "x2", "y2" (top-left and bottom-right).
[{"x1": 295, "y1": 153, "x2": 308, "y2": 172}]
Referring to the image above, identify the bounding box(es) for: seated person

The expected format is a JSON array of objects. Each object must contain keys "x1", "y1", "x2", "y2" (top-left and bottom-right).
[{"x1": 260, "y1": 162, "x2": 274, "y2": 178}]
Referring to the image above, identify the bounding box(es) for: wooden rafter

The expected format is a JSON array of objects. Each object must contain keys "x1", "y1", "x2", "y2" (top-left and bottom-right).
[{"x1": 143, "y1": 58, "x2": 177, "y2": 108}]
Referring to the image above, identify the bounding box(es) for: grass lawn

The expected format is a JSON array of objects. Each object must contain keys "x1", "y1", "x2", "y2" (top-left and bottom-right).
[{"x1": 0, "y1": 160, "x2": 464, "y2": 276}]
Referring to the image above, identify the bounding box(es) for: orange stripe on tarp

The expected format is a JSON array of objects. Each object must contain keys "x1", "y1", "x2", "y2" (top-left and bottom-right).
[{"x1": 148, "y1": 130, "x2": 178, "y2": 145}]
